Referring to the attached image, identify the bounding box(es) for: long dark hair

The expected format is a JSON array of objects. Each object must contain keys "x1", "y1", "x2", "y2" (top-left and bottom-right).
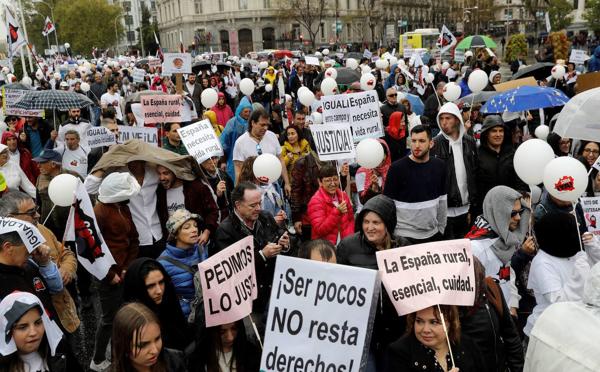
[{"x1": 111, "y1": 303, "x2": 167, "y2": 372}]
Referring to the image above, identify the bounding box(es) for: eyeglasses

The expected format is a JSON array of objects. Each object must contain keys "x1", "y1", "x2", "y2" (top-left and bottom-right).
[
  {"x1": 11, "y1": 207, "x2": 39, "y2": 217},
  {"x1": 256, "y1": 144, "x2": 263, "y2": 156},
  {"x1": 510, "y1": 208, "x2": 525, "y2": 218},
  {"x1": 583, "y1": 148, "x2": 600, "y2": 155},
  {"x1": 387, "y1": 93, "x2": 397, "y2": 97}
]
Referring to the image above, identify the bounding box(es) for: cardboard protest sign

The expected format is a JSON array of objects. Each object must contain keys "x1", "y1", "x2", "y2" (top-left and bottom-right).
[
  {"x1": 581, "y1": 197, "x2": 600, "y2": 236},
  {"x1": 0, "y1": 217, "x2": 45, "y2": 253},
  {"x1": 320, "y1": 90, "x2": 383, "y2": 142},
  {"x1": 140, "y1": 95, "x2": 183, "y2": 124},
  {"x1": 575, "y1": 71, "x2": 600, "y2": 94},
  {"x1": 260, "y1": 256, "x2": 379, "y2": 372},
  {"x1": 87, "y1": 127, "x2": 116, "y2": 148},
  {"x1": 178, "y1": 119, "x2": 224, "y2": 163},
  {"x1": 2, "y1": 88, "x2": 44, "y2": 117},
  {"x1": 117, "y1": 126, "x2": 158, "y2": 146},
  {"x1": 199, "y1": 236, "x2": 256, "y2": 327},
  {"x1": 162, "y1": 53, "x2": 192, "y2": 74},
  {"x1": 132, "y1": 68, "x2": 146, "y2": 83},
  {"x1": 309, "y1": 123, "x2": 355, "y2": 161},
  {"x1": 494, "y1": 77, "x2": 538, "y2": 92},
  {"x1": 376, "y1": 239, "x2": 476, "y2": 316}
]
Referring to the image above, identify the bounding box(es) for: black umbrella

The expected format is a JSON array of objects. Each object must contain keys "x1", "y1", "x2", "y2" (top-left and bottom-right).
[
  {"x1": 192, "y1": 60, "x2": 211, "y2": 74},
  {"x1": 334, "y1": 67, "x2": 361, "y2": 85},
  {"x1": 512, "y1": 62, "x2": 554, "y2": 81},
  {"x1": 12, "y1": 90, "x2": 93, "y2": 111}
]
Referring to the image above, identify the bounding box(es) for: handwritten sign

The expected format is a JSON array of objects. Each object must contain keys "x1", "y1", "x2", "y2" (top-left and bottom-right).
[
  {"x1": 260, "y1": 256, "x2": 379, "y2": 372},
  {"x1": 376, "y1": 239, "x2": 476, "y2": 316},
  {"x1": 140, "y1": 95, "x2": 182, "y2": 124},
  {"x1": 118, "y1": 125, "x2": 158, "y2": 146},
  {"x1": 178, "y1": 119, "x2": 224, "y2": 163},
  {"x1": 309, "y1": 123, "x2": 355, "y2": 161},
  {"x1": 162, "y1": 53, "x2": 192, "y2": 74},
  {"x1": 320, "y1": 90, "x2": 383, "y2": 142},
  {"x1": 199, "y1": 236, "x2": 256, "y2": 327}
]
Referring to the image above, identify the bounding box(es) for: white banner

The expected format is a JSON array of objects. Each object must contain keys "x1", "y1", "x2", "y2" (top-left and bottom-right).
[
  {"x1": 178, "y1": 119, "x2": 224, "y2": 163},
  {"x1": 320, "y1": 90, "x2": 383, "y2": 142},
  {"x1": 162, "y1": 53, "x2": 192, "y2": 74},
  {"x1": 260, "y1": 256, "x2": 379, "y2": 372},
  {"x1": 87, "y1": 127, "x2": 116, "y2": 149},
  {"x1": 118, "y1": 125, "x2": 158, "y2": 146},
  {"x1": 63, "y1": 182, "x2": 117, "y2": 280},
  {"x1": 309, "y1": 123, "x2": 355, "y2": 161}
]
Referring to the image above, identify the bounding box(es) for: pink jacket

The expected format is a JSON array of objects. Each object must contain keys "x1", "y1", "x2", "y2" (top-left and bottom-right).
[{"x1": 307, "y1": 187, "x2": 354, "y2": 245}]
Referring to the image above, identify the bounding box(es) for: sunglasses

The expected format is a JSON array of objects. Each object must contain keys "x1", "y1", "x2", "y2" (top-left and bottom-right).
[{"x1": 510, "y1": 208, "x2": 525, "y2": 218}]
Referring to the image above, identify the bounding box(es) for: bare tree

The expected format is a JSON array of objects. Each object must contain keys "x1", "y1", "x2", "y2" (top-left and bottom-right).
[{"x1": 278, "y1": 0, "x2": 328, "y2": 49}]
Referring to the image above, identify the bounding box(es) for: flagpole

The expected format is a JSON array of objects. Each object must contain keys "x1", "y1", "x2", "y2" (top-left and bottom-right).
[{"x1": 17, "y1": 0, "x2": 34, "y2": 73}]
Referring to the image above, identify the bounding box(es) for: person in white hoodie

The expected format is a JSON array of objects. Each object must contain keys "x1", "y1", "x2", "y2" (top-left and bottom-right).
[{"x1": 430, "y1": 102, "x2": 479, "y2": 239}]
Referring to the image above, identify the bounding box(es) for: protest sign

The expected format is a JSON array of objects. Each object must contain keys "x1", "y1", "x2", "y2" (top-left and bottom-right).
[
  {"x1": 305, "y1": 56, "x2": 320, "y2": 66},
  {"x1": 376, "y1": 239, "x2": 476, "y2": 316},
  {"x1": 118, "y1": 126, "x2": 158, "y2": 146},
  {"x1": 309, "y1": 123, "x2": 355, "y2": 161},
  {"x1": 178, "y1": 119, "x2": 224, "y2": 163},
  {"x1": 132, "y1": 68, "x2": 146, "y2": 83},
  {"x1": 569, "y1": 49, "x2": 589, "y2": 65},
  {"x1": 87, "y1": 127, "x2": 116, "y2": 148},
  {"x1": 260, "y1": 256, "x2": 379, "y2": 372},
  {"x1": 2, "y1": 88, "x2": 44, "y2": 117},
  {"x1": 581, "y1": 197, "x2": 600, "y2": 236},
  {"x1": 199, "y1": 236, "x2": 256, "y2": 327},
  {"x1": 320, "y1": 90, "x2": 383, "y2": 142},
  {"x1": 162, "y1": 53, "x2": 192, "y2": 74},
  {"x1": 0, "y1": 217, "x2": 45, "y2": 253},
  {"x1": 140, "y1": 95, "x2": 183, "y2": 124}
]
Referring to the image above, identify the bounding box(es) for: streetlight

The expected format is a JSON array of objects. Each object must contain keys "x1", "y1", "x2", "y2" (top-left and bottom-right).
[{"x1": 37, "y1": 0, "x2": 59, "y2": 48}]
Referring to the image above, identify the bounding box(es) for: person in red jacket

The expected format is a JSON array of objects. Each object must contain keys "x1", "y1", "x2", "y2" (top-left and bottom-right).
[
  {"x1": 307, "y1": 164, "x2": 354, "y2": 245},
  {"x1": 1, "y1": 131, "x2": 39, "y2": 185}
]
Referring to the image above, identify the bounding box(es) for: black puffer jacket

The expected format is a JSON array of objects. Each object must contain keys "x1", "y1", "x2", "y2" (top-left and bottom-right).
[
  {"x1": 460, "y1": 286, "x2": 524, "y2": 372},
  {"x1": 213, "y1": 211, "x2": 284, "y2": 312}
]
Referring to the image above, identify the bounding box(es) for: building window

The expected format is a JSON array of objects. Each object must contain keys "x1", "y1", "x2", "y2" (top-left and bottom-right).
[
  {"x1": 239, "y1": 0, "x2": 248, "y2": 9},
  {"x1": 195, "y1": 0, "x2": 202, "y2": 13},
  {"x1": 219, "y1": 0, "x2": 224, "y2": 11}
]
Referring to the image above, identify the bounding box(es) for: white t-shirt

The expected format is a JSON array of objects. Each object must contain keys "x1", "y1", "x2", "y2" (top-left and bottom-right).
[
  {"x1": 233, "y1": 131, "x2": 282, "y2": 162},
  {"x1": 166, "y1": 186, "x2": 186, "y2": 216},
  {"x1": 59, "y1": 145, "x2": 88, "y2": 178},
  {"x1": 100, "y1": 91, "x2": 123, "y2": 120},
  {"x1": 525, "y1": 250, "x2": 579, "y2": 335}
]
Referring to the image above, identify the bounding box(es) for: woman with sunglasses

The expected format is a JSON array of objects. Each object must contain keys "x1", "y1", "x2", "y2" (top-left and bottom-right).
[{"x1": 465, "y1": 186, "x2": 533, "y2": 316}]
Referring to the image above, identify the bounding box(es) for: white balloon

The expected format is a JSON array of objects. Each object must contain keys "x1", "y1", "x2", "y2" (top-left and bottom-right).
[
  {"x1": 356, "y1": 138, "x2": 385, "y2": 169},
  {"x1": 361, "y1": 65, "x2": 372, "y2": 75},
  {"x1": 322, "y1": 49, "x2": 330, "y2": 56},
  {"x1": 468, "y1": 69, "x2": 489, "y2": 93},
  {"x1": 48, "y1": 174, "x2": 79, "y2": 207},
  {"x1": 298, "y1": 87, "x2": 316, "y2": 106},
  {"x1": 265, "y1": 84, "x2": 273, "y2": 92},
  {"x1": 201, "y1": 88, "x2": 218, "y2": 108},
  {"x1": 321, "y1": 77, "x2": 338, "y2": 95},
  {"x1": 551, "y1": 64, "x2": 566, "y2": 79},
  {"x1": 442, "y1": 82, "x2": 461, "y2": 102},
  {"x1": 325, "y1": 67, "x2": 338, "y2": 80},
  {"x1": 543, "y1": 156, "x2": 589, "y2": 202},
  {"x1": 311, "y1": 111, "x2": 322, "y2": 124},
  {"x1": 21, "y1": 76, "x2": 32, "y2": 86},
  {"x1": 514, "y1": 139, "x2": 555, "y2": 185},
  {"x1": 535, "y1": 125, "x2": 550, "y2": 141},
  {"x1": 80, "y1": 82, "x2": 90, "y2": 92},
  {"x1": 360, "y1": 73, "x2": 376, "y2": 91},
  {"x1": 346, "y1": 58, "x2": 359, "y2": 70},
  {"x1": 253, "y1": 153, "x2": 282, "y2": 184},
  {"x1": 425, "y1": 73, "x2": 435, "y2": 84},
  {"x1": 239, "y1": 78, "x2": 255, "y2": 96}
]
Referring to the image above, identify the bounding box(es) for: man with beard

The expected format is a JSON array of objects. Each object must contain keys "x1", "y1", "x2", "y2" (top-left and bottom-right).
[{"x1": 383, "y1": 125, "x2": 447, "y2": 245}]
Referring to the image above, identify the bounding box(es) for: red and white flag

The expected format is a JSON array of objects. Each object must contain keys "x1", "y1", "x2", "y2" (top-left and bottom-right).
[
  {"x1": 42, "y1": 17, "x2": 55, "y2": 36},
  {"x1": 63, "y1": 182, "x2": 116, "y2": 280},
  {"x1": 437, "y1": 25, "x2": 457, "y2": 55}
]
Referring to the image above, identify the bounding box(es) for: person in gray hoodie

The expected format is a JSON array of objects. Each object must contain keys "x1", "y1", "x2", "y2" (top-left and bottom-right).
[{"x1": 431, "y1": 102, "x2": 478, "y2": 239}]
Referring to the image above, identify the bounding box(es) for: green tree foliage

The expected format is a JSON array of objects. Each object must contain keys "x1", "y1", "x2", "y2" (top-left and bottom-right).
[
  {"x1": 505, "y1": 34, "x2": 528, "y2": 63},
  {"x1": 547, "y1": 0, "x2": 573, "y2": 31},
  {"x1": 584, "y1": 0, "x2": 600, "y2": 35}
]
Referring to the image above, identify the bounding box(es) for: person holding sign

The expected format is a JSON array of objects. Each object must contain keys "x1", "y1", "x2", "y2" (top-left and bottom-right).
[
  {"x1": 307, "y1": 165, "x2": 354, "y2": 245},
  {"x1": 385, "y1": 305, "x2": 485, "y2": 372}
]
